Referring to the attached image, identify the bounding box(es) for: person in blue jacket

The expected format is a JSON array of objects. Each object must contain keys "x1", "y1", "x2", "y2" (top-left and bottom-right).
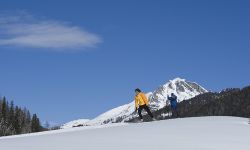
[{"x1": 167, "y1": 93, "x2": 179, "y2": 118}]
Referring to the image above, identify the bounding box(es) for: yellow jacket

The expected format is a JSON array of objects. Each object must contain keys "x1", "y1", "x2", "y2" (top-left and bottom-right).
[{"x1": 135, "y1": 92, "x2": 149, "y2": 109}]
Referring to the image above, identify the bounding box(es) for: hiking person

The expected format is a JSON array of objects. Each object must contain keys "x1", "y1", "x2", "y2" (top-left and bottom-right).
[
  {"x1": 167, "y1": 93, "x2": 179, "y2": 118},
  {"x1": 134, "y1": 88, "x2": 156, "y2": 122}
]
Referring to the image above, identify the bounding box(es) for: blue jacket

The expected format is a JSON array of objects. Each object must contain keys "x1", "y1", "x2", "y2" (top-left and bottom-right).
[{"x1": 167, "y1": 95, "x2": 177, "y2": 109}]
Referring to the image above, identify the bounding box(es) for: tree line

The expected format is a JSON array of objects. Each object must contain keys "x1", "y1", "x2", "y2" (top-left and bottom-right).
[{"x1": 0, "y1": 96, "x2": 43, "y2": 136}]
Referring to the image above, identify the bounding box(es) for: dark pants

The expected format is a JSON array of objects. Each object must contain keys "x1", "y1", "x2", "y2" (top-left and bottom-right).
[
  {"x1": 138, "y1": 105, "x2": 154, "y2": 119},
  {"x1": 171, "y1": 107, "x2": 179, "y2": 118}
]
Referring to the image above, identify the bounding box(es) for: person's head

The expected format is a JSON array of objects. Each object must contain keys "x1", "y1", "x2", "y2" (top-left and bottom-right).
[
  {"x1": 135, "y1": 88, "x2": 141, "y2": 95},
  {"x1": 171, "y1": 93, "x2": 175, "y2": 97}
]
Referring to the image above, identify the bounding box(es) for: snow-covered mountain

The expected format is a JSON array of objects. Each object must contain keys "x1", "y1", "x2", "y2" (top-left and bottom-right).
[
  {"x1": 149, "y1": 77, "x2": 208, "y2": 110},
  {"x1": 62, "y1": 77, "x2": 208, "y2": 127}
]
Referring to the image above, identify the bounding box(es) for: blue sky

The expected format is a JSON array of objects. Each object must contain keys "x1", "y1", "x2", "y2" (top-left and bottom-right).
[{"x1": 0, "y1": 0, "x2": 249, "y2": 125}]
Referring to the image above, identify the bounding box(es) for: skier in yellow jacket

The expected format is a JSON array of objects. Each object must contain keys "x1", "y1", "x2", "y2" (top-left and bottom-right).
[{"x1": 135, "y1": 88, "x2": 156, "y2": 121}]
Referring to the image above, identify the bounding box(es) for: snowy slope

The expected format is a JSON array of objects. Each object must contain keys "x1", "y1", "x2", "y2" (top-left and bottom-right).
[
  {"x1": 85, "y1": 77, "x2": 208, "y2": 125},
  {"x1": 61, "y1": 119, "x2": 90, "y2": 129},
  {"x1": 1, "y1": 117, "x2": 250, "y2": 150}
]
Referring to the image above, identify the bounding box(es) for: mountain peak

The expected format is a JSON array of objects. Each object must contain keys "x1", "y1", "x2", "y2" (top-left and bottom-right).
[{"x1": 170, "y1": 77, "x2": 186, "y2": 83}]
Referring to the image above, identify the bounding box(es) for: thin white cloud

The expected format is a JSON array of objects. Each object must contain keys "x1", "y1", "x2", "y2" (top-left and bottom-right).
[{"x1": 0, "y1": 13, "x2": 102, "y2": 51}]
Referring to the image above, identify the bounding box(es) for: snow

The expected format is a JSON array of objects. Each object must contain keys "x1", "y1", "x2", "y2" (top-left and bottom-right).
[
  {"x1": 1, "y1": 117, "x2": 250, "y2": 150},
  {"x1": 60, "y1": 119, "x2": 90, "y2": 129},
  {"x1": 87, "y1": 101, "x2": 135, "y2": 125}
]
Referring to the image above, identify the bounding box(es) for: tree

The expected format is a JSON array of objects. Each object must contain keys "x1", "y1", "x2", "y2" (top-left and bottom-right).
[
  {"x1": 0, "y1": 118, "x2": 15, "y2": 136},
  {"x1": 1, "y1": 97, "x2": 7, "y2": 120},
  {"x1": 26, "y1": 110, "x2": 32, "y2": 132},
  {"x1": 0, "y1": 97, "x2": 42, "y2": 137},
  {"x1": 8, "y1": 101, "x2": 15, "y2": 122},
  {"x1": 31, "y1": 114, "x2": 41, "y2": 132},
  {"x1": 22, "y1": 108, "x2": 31, "y2": 133},
  {"x1": 14, "y1": 106, "x2": 21, "y2": 134}
]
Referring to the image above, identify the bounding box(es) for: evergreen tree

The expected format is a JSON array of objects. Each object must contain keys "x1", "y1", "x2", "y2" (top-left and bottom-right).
[
  {"x1": 31, "y1": 114, "x2": 41, "y2": 132},
  {"x1": 8, "y1": 101, "x2": 15, "y2": 133},
  {"x1": 20, "y1": 110, "x2": 27, "y2": 134},
  {"x1": 9, "y1": 101, "x2": 15, "y2": 119},
  {"x1": 1, "y1": 97, "x2": 7, "y2": 120},
  {"x1": 14, "y1": 106, "x2": 21, "y2": 134},
  {"x1": 24, "y1": 110, "x2": 32, "y2": 133},
  {"x1": 0, "y1": 97, "x2": 42, "y2": 136}
]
